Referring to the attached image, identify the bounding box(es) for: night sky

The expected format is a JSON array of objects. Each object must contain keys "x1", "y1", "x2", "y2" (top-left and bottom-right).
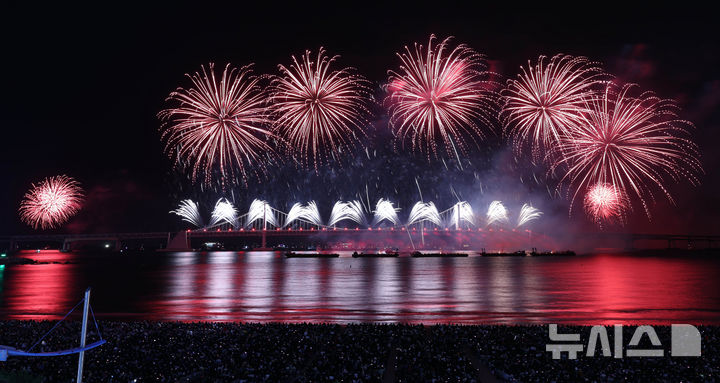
[{"x1": 2, "y1": 2, "x2": 718, "y2": 235}]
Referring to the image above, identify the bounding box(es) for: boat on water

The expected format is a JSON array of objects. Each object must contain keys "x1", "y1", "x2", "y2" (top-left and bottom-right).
[
  {"x1": 530, "y1": 250, "x2": 576, "y2": 256},
  {"x1": 352, "y1": 251, "x2": 399, "y2": 258},
  {"x1": 410, "y1": 251, "x2": 468, "y2": 258},
  {"x1": 481, "y1": 251, "x2": 527, "y2": 257},
  {"x1": 285, "y1": 252, "x2": 340, "y2": 258}
]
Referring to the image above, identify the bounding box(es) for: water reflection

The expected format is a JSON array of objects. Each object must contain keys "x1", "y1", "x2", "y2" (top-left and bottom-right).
[
  {"x1": 1, "y1": 251, "x2": 76, "y2": 319},
  {"x1": 1, "y1": 251, "x2": 719, "y2": 324}
]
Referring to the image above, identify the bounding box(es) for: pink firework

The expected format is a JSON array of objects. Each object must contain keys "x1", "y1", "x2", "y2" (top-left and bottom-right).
[
  {"x1": 583, "y1": 182, "x2": 628, "y2": 225},
  {"x1": 386, "y1": 35, "x2": 497, "y2": 158},
  {"x1": 269, "y1": 48, "x2": 371, "y2": 168},
  {"x1": 557, "y1": 82, "x2": 702, "y2": 219},
  {"x1": 502, "y1": 54, "x2": 605, "y2": 161},
  {"x1": 159, "y1": 63, "x2": 276, "y2": 186},
  {"x1": 19, "y1": 175, "x2": 84, "y2": 230}
]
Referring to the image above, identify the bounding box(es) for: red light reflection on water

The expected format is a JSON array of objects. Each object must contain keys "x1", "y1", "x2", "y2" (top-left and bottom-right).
[
  {"x1": 1, "y1": 251, "x2": 719, "y2": 325},
  {"x1": 0, "y1": 251, "x2": 77, "y2": 320}
]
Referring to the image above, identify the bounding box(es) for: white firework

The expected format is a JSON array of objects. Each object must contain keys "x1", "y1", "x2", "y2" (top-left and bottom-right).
[
  {"x1": 170, "y1": 199, "x2": 204, "y2": 228},
  {"x1": 328, "y1": 200, "x2": 366, "y2": 227},
  {"x1": 486, "y1": 201, "x2": 509, "y2": 226},
  {"x1": 407, "y1": 201, "x2": 442, "y2": 226},
  {"x1": 246, "y1": 199, "x2": 278, "y2": 228},
  {"x1": 210, "y1": 198, "x2": 238, "y2": 228},
  {"x1": 372, "y1": 198, "x2": 400, "y2": 226},
  {"x1": 517, "y1": 203, "x2": 543, "y2": 227},
  {"x1": 284, "y1": 201, "x2": 323, "y2": 227},
  {"x1": 449, "y1": 201, "x2": 475, "y2": 228}
]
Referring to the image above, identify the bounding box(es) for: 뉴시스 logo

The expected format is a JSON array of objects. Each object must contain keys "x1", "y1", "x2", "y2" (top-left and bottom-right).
[{"x1": 546, "y1": 324, "x2": 702, "y2": 359}]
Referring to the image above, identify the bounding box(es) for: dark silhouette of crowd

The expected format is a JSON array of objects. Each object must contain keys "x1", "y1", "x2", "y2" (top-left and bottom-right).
[{"x1": 0, "y1": 321, "x2": 717, "y2": 382}]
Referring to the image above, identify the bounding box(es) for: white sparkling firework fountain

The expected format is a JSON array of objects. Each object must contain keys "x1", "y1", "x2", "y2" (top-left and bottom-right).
[
  {"x1": 486, "y1": 201, "x2": 509, "y2": 226},
  {"x1": 449, "y1": 201, "x2": 475, "y2": 228},
  {"x1": 284, "y1": 201, "x2": 323, "y2": 227},
  {"x1": 372, "y1": 199, "x2": 400, "y2": 226},
  {"x1": 170, "y1": 199, "x2": 204, "y2": 228},
  {"x1": 210, "y1": 198, "x2": 238, "y2": 228},
  {"x1": 171, "y1": 199, "x2": 547, "y2": 234},
  {"x1": 246, "y1": 199, "x2": 278, "y2": 228},
  {"x1": 517, "y1": 203, "x2": 542, "y2": 227},
  {"x1": 328, "y1": 201, "x2": 366, "y2": 227},
  {"x1": 407, "y1": 202, "x2": 442, "y2": 226}
]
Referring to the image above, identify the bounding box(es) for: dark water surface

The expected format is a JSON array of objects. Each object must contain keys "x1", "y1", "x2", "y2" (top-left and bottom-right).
[{"x1": 1, "y1": 250, "x2": 719, "y2": 324}]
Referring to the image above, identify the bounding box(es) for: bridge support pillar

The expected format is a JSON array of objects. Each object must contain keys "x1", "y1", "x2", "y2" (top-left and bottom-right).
[
  {"x1": 166, "y1": 231, "x2": 191, "y2": 251},
  {"x1": 114, "y1": 239, "x2": 122, "y2": 252},
  {"x1": 261, "y1": 230, "x2": 267, "y2": 249},
  {"x1": 62, "y1": 240, "x2": 71, "y2": 252}
]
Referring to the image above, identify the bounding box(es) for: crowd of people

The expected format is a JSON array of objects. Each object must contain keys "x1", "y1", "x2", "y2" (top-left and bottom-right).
[{"x1": 0, "y1": 321, "x2": 717, "y2": 382}]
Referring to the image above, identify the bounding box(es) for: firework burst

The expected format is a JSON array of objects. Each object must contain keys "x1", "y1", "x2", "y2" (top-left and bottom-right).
[
  {"x1": 486, "y1": 201, "x2": 508, "y2": 226},
  {"x1": 170, "y1": 199, "x2": 204, "y2": 228},
  {"x1": 516, "y1": 203, "x2": 542, "y2": 227},
  {"x1": 502, "y1": 54, "x2": 605, "y2": 161},
  {"x1": 328, "y1": 201, "x2": 366, "y2": 227},
  {"x1": 246, "y1": 199, "x2": 278, "y2": 228},
  {"x1": 386, "y1": 35, "x2": 497, "y2": 159},
  {"x1": 284, "y1": 201, "x2": 323, "y2": 227},
  {"x1": 372, "y1": 199, "x2": 400, "y2": 226},
  {"x1": 19, "y1": 175, "x2": 84, "y2": 230},
  {"x1": 407, "y1": 201, "x2": 442, "y2": 226},
  {"x1": 269, "y1": 48, "x2": 371, "y2": 169},
  {"x1": 210, "y1": 198, "x2": 239, "y2": 228},
  {"x1": 556, "y1": 82, "x2": 702, "y2": 219},
  {"x1": 449, "y1": 201, "x2": 475, "y2": 228},
  {"x1": 159, "y1": 63, "x2": 277, "y2": 187},
  {"x1": 583, "y1": 183, "x2": 629, "y2": 225}
]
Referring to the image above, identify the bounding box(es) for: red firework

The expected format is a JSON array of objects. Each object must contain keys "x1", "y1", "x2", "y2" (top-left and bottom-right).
[
  {"x1": 583, "y1": 182, "x2": 628, "y2": 225},
  {"x1": 502, "y1": 54, "x2": 605, "y2": 161},
  {"x1": 269, "y1": 48, "x2": 371, "y2": 168},
  {"x1": 19, "y1": 175, "x2": 84, "y2": 230},
  {"x1": 386, "y1": 35, "x2": 497, "y2": 159},
  {"x1": 556, "y1": 82, "x2": 702, "y2": 219},
  {"x1": 159, "y1": 63, "x2": 276, "y2": 186}
]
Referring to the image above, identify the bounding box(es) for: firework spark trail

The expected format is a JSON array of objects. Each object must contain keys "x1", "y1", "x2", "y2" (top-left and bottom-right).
[
  {"x1": 210, "y1": 198, "x2": 239, "y2": 228},
  {"x1": 246, "y1": 199, "x2": 278, "y2": 228},
  {"x1": 19, "y1": 175, "x2": 84, "y2": 230},
  {"x1": 486, "y1": 200, "x2": 508, "y2": 226},
  {"x1": 407, "y1": 201, "x2": 442, "y2": 226},
  {"x1": 170, "y1": 199, "x2": 204, "y2": 228},
  {"x1": 386, "y1": 34, "x2": 497, "y2": 158},
  {"x1": 372, "y1": 199, "x2": 400, "y2": 226},
  {"x1": 502, "y1": 55, "x2": 605, "y2": 161},
  {"x1": 328, "y1": 201, "x2": 366, "y2": 227},
  {"x1": 284, "y1": 201, "x2": 323, "y2": 226},
  {"x1": 270, "y1": 48, "x2": 371, "y2": 169},
  {"x1": 159, "y1": 63, "x2": 277, "y2": 187},
  {"x1": 583, "y1": 183, "x2": 629, "y2": 225},
  {"x1": 555, "y1": 82, "x2": 702, "y2": 219},
  {"x1": 449, "y1": 201, "x2": 475, "y2": 228},
  {"x1": 516, "y1": 203, "x2": 543, "y2": 227}
]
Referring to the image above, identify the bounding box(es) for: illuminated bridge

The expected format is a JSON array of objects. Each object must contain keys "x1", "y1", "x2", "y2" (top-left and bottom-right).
[
  {"x1": 1, "y1": 230, "x2": 718, "y2": 253},
  {"x1": 1, "y1": 198, "x2": 718, "y2": 253}
]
